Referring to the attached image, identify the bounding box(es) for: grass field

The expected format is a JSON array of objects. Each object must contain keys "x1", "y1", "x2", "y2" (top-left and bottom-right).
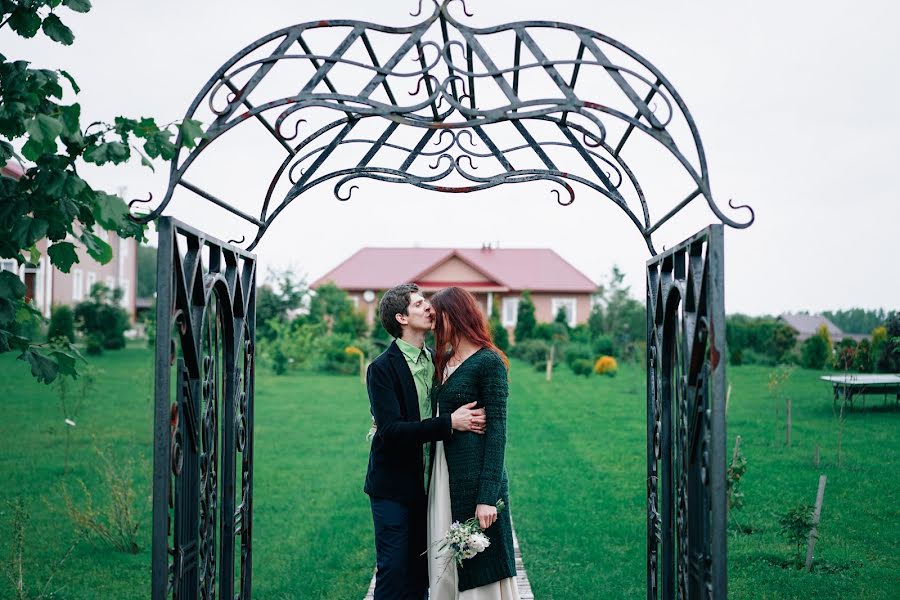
[{"x1": 1, "y1": 347, "x2": 897, "y2": 598}]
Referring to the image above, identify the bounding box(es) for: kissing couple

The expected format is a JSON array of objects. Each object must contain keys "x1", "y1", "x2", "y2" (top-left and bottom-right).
[{"x1": 365, "y1": 284, "x2": 520, "y2": 599}]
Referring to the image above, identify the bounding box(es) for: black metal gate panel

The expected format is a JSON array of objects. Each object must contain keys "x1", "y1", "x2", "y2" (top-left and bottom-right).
[
  {"x1": 152, "y1": 217, "x2": 256, "y2": 600},
  {"x1": 646, "y1": 225, "x2": 727, "y2": 600}
]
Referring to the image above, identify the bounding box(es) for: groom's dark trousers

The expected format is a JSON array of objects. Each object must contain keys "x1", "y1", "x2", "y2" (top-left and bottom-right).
[{"x1": 365, "y1": 341, "x2": 452, "y2": 600}]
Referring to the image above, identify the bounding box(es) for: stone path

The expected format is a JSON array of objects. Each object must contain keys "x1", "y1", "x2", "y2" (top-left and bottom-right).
[{"x1": 364, "y1": 525, "x2": 534, "y2": 599}]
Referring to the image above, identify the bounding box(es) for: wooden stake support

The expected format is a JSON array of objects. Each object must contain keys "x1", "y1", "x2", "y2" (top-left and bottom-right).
[
  {"x1": 731, "y1": 435, "x2": 742, "y2": 466},
  {"x1": 805, "y1": 475, "x2": 827, "y2": 572},
  {"x1": 785, "y1": 398, "x2": 792, "y2": 447},
  {"x1": 545, "y1": 344, "x2": 555, "y2": 382}
]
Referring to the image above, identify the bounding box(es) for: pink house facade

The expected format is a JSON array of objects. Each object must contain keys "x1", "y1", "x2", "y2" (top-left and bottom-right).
[
  {"x1": 1, "y1": 161, "x2": 138, "y2": 322},
  {"x1": 312, "y1": 247, "x2": 598, "y2": 340}
]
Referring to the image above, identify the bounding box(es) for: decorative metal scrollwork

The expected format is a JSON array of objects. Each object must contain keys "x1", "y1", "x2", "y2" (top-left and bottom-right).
[
  {"x1": 129, "y1": 0, "x2": 754, "y2": 255},
  {"x1": 152, "y1": 218, "x2": 256, "y2": 600},
  {"x1": 647, "y1": 225, "x2": 727, "y2": 599}
]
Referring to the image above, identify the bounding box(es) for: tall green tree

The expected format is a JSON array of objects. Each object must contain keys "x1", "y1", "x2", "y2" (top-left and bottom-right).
[
  {"x1": 877, "y1": 312, "x2": 900, "y2": 373},
  {"x1": 595, "y1": 266, "x2": 644, "y2": 348},
  {"x1": 305, "y1": 282, "x2": 366, "y2": 338},
  {"x1": 0, "y1": 0, "x2": 206, "y2": 382},
  {"x1": 256, "y1": 268, "x2": 308, "y2": 342},
  {"x1": 513, "y1": 290, "x2": 536, "y2": 342},
  {"x1": 822, "y1": 308, "x2": 887, "y2": 334},
  {"x1": 136, "y1": 244, "x2": 157, "y2": 298}
]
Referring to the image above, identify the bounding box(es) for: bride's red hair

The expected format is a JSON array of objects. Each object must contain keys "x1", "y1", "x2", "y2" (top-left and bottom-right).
[{"x1": 430, "y1": 287, "x2": 509, "y2": 381}]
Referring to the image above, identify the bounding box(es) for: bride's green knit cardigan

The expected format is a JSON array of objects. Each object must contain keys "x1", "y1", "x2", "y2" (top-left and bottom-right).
[{"x1": 431, "y1": 348, "x2": 516, "y2": 591}]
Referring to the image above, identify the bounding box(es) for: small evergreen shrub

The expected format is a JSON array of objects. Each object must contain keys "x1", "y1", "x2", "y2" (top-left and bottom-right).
[
  {"x1": 571, "y1": 358, "x2": 593, "y2": 377},
  {"x1": 509, "y1": 339, "x2": 552, "y2": 368},
  {"x1": 563, "y1": 343, "x2": 593, "y2": 369},
  {"x1": 592, "y1": 335, "x2": 615, "y2": 358},
  {"x1": 47, "y1": 304, "x2": 75, "y2": 343},
  {"x1": 73, "y1": 284, "x2": 129, "y2": 354},
  {"x1": 800, "y1": 335, "x2": 829, "y2": 369}
]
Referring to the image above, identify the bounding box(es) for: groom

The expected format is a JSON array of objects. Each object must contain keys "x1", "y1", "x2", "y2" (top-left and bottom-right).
[{"x1": 365, "y1": 283, "x2": 486, "y2": 599}]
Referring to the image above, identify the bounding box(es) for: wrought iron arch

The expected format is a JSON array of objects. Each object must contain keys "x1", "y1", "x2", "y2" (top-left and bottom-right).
[
  {"x1": 144, "y1": 2, "x2": 751, "y2": 599},
  {"x1": 131, "y1": 0, "x2": 753, "y2": 255}
]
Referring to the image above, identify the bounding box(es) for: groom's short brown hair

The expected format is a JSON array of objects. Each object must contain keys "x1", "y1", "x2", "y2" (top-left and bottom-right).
[{"x1": 379, "y1": 283, "x2": 420, "y2": 339}]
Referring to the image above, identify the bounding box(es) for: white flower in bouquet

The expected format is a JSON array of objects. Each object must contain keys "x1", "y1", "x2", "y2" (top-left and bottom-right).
[
  {"x1": 468, "y1": 531, "x2": 490, "y2": 553},
  {"x1": 430, "y1": 499, "x2": 506, "y2": 575}
]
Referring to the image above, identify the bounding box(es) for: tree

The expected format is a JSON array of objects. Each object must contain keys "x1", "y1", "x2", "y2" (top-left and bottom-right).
[
  {"x1": 822, "y1": 308, "x2": 887, "y2": 334},
  {"x1": 256, "y1": 268, "x2": 307, "y2": 342},
  {"x1": 800, "y1": 334, "x2": 829, "y2": 370},
  {"x1": 73, "y1": 283, "x2": 129, "y2": 354},
  {"x1": 877, "y1": 312, "x2": 900, "y2": 373},
  {"x1": 0, "y1": 0, "x2": 206, "y2": 382},
  {"x1": 513, "y1": 290, "x2": 536, "y2": 342},
  {"x1": 489, "y1": 313, "x2": 509, "y2": 353},
  {"x1": 587, "y1": 303, "x2": 604, "y2": 340},
  {"x1": 853, "y1": 338, "x2": 873, "y2": 372},
  {"x1": 136, "y1": 243, "x2": 157, "y2": 298},
  {"x1": 832, "y1": 339, "x2": 857, "y2": 371},
  {"x1": 592, "y1": 266, "x2": 644, "y2": 358},
  {"x1": 726, "y1": 315, "x2": 799, "y2": 365},
  {"x1": 554, "y1": 305, "x2": 570, "y2": 327},
  {"x1": 305, "y1": 282, "x2": 366, "y2": 338},
  {"x1": 816, "y1": 324, "x2": 833, "y2": 359},
  {"x1": 871, "y1": 326, "x2": 888, "y2": 372},
  {"x1": 46, "y1": 303, "x2": 74, "y2": 342}
]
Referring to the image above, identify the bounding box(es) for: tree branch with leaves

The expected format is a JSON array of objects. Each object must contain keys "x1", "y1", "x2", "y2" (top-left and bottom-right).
[{"x1": 0, "y1": 0, "x2": 205, "y2": 382}]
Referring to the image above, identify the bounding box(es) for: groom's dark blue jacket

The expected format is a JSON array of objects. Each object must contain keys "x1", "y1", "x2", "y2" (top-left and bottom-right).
[{"x1": 364, "y1": 340, "x2": 453, "y2": 503}]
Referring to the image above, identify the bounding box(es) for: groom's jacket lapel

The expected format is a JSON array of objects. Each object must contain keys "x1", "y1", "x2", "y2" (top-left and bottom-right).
[{"x1": 387, "y1": 340, "x2": 420, "y2": 420}]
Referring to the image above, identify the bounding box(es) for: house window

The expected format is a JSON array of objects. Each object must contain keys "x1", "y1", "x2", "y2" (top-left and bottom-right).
[
  {"x1": 86, "y1": 271, "x2": 97, "y2": 294},
  {"x1": 551, "y1": 297, "x2": 577, "y2": 327},
  {"x1": 1, "y1": 259, "x2": 18, "y2": 274},
  {"x1": 349, "y1": 295, "x2": 359, "y2": 309},
  {"x1": 72, "y1": 269, "x2": 83, "y2": 302},
  {"x1": 105, "y1": 276, "x2": 115, "y2": 291},
  {"x1": 502, "y1": 297, "x2": 519, "y2": 327}
]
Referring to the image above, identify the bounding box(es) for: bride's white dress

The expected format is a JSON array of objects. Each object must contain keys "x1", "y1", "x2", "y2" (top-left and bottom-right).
[{"x1": 427, "y1": 364, "x2": 519, "y2": 600}]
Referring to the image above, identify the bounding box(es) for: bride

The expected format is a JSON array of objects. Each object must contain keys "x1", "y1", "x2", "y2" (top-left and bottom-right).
[{"x1": 427, "y1": 287, "x2": 520, "y2": 600}]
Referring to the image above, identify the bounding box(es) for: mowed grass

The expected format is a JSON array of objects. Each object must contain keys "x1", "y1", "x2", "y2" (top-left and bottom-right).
[{"x1": 1, "y1": 348, "x2": 898, "y2": 598}]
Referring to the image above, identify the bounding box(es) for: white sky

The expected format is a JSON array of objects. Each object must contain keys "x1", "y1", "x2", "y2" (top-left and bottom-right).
[{"x1": 4, "y1": 1, "x2": 898, "y2": 316}]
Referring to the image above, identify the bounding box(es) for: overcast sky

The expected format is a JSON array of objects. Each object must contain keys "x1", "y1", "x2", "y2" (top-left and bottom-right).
[{"x1": 4, "y1": 1, "x2": 898, "y2": 316}]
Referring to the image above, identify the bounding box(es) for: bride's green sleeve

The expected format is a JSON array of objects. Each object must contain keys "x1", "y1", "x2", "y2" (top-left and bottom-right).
[{"x1": 476, "y1": 351, "x2": 509, "y2": 506}]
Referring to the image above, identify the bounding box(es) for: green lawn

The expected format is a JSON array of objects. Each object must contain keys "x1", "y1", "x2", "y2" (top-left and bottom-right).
[{"x1": 1, "y1": 348, "x2": 897, "y2": 598}]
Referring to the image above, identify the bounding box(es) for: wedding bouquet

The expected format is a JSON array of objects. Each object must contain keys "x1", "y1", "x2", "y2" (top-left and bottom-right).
[{"x1": 437, "y1": 499, "x2": 506, "y2": 568}]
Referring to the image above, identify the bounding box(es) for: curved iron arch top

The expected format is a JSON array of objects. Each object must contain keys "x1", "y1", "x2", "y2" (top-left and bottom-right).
[{"x1": 131, "y1": 0, "x2": 754, "y2": 255}]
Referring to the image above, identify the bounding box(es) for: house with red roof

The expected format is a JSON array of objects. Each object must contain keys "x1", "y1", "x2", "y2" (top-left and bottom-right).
[
  {"x1": 312, "y1": 246, "x2": 598, "y2": 338},
  {"x1": 1, "y1": 161, "x2": 138, "y2": 321}
]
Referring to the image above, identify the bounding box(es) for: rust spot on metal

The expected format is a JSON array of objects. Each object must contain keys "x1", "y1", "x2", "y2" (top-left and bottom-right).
[
  {"x1": 583, "y1": 101, "x2": 606, "y2": 111},
  {"x1": 316, "y1": 20, "x2": 330, "y2": 27},
  {"x1": 434, "y1": 185, "x2": 476, "y2": 193},
  {"x1": 709, "y1": 325, "x2": 720, "y2": 369},
  {"x1": 240, "y1": 112, "x2": 252, "y2": 120}
]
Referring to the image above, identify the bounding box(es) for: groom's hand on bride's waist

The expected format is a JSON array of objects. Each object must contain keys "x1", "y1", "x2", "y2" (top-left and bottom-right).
[{"x1": 451, "y1": 401, "x2": 487, "y2": 434}]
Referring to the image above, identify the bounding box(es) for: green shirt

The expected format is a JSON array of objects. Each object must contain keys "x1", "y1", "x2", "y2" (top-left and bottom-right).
[{"x1": 395, "y1": 337, "x2": 435, "y2": 490}]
